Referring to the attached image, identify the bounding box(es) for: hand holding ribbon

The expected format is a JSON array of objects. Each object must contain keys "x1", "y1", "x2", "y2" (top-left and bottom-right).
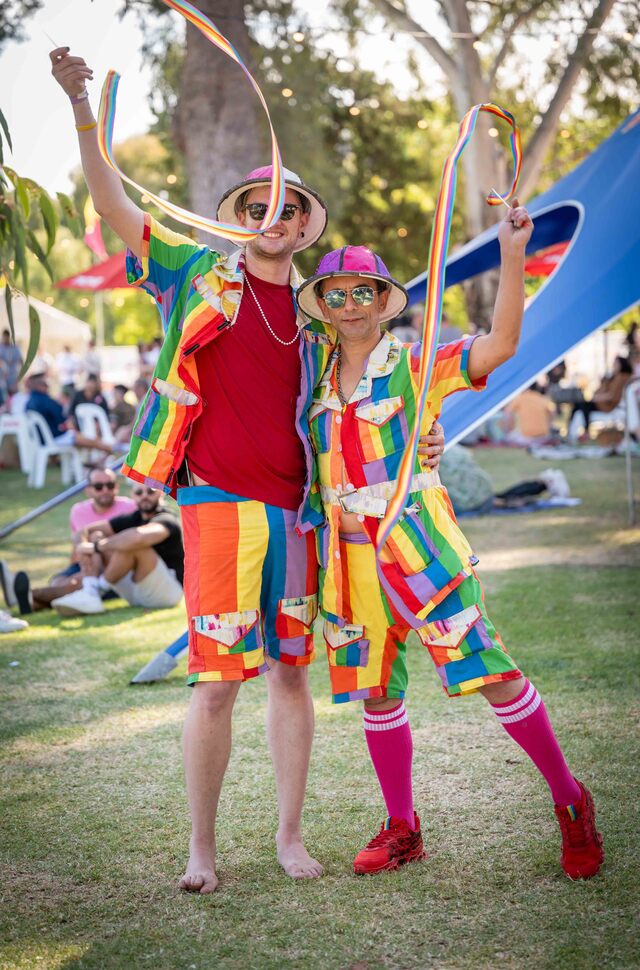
[
  {"x1": 96, "y1": 0, "x2": 285, "y2": 243},
  {"x1": 376, "y1": 102, "x2": 523, "y2": 557}
]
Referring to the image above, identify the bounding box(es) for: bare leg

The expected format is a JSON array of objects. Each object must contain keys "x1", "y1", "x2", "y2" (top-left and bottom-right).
[
  {"x1": 479, "y1": 675, "x2": 526, "y2": 705},
  {"x1": 180, "y1": 680, "x2": 241, "y2": 893},
  {"x1": 101, "y1": 547, "x2": 158, "y2": 585},
  {"x1": 266, "y1": 662, "x2": 323, "y2": 879}
]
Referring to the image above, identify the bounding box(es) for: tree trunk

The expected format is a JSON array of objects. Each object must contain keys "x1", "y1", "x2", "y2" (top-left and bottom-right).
[{"x1": 173, "y1": 0, "x2": 262, "y2": 245}]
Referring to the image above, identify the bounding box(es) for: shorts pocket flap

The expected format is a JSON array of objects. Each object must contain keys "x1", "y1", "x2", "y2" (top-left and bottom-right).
[
  {"x1": 194, "y1": 610, "x2": 260, "y2": 647},
  {"x1": 356, "y1": 396, "x2": 404, "y2": 427},
  {"x1": 418, "y1": 604, "x2": 482, "y2": 648},
  {"x1": 278, "y1": 595, "x2": 317, "y2": 629},
  {"x1": 323, "y1": 621, "x2": 365, "y2": 651}
]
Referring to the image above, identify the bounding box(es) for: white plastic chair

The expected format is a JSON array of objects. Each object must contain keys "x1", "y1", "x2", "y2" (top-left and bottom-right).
[
  {"x1": 25, "y1": 411, "x2": 83, "y2": 489},
  {"x1": 75, "y1": 402, "x2": 115, "y2": 444},
  {"x1": 0, "y1": 412, "x2": 34, "y2": 473}
]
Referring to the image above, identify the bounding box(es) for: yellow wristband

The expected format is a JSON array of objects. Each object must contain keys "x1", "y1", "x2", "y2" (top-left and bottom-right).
[{"x1": 75, "y1": 122, "x2": 97, "y2": 132}]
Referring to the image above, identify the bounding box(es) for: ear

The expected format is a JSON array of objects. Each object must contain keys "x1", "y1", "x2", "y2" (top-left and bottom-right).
[
  {"x1": 378, "y1": 287, "x2": 390, "y2": 310},
  {"x1": 237, "y1": 208, "x2": 247, "y2": 227},
  {"x1": 298, "y1": 209, "x2": 310, "y2": 236}
]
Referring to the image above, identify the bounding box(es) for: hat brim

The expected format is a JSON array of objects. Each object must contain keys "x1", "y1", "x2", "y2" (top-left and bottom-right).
[
  {"x1": 217, "y1": 179, "x2": 327, "y2": 252},
  {"x1": 296, "y1": 270, "x2": 408, "y2": 324}
]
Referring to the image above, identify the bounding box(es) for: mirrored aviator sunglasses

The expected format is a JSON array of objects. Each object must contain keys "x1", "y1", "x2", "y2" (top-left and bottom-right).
[
  {"x1": 322, "y1": 285, "x2": 376, "y2": 309},
  {"x1": 243, "y1": 202, "x2": 302, "y2": 221}
]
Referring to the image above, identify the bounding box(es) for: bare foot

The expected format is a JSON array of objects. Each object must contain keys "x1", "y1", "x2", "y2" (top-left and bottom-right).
[
  {"x1": 276, "y1": 834, "x2": 324, "y2": 879},
  {"x1": 179, "y1": 842, "x2": 218, "y2": 894}
]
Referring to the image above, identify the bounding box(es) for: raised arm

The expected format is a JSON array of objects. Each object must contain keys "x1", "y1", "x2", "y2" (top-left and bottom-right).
[
  {"x1": 50, "y1": 47, "x2": 144, "y2": 257},
  {"x1": 467, "y1": 199, "x2": 534, "y2": 382}
]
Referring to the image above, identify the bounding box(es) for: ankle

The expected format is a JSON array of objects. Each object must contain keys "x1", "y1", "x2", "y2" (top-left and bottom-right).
[{"x1": 276, "y1": 828, "x2": 303, "y2": 846}]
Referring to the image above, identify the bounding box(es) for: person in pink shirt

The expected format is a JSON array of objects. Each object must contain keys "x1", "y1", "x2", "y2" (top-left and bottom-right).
[
  {"x1": 0, "y1": 468, "x2": 136, "y2": 614},
  {"x1": 69, "y1": 467, "x2": 136, "y2": 549}
]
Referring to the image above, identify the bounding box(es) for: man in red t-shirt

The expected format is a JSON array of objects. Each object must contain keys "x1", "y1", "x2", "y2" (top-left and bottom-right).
[{"x1": 51, "y1": 47, "x2": 445, "y2": 896}]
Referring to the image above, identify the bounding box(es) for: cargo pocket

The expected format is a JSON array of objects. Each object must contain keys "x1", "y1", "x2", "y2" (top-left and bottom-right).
[
  {"x1": 275, "y1": 594, "x2": 318, "y2": 639},
  {"x1": 323, "y1": 620, "x2": 370, "y2": 668},
  {"x1": 193, "y1": 609, "x2": 262, "y2": 657},
  {"x1": 417, "y1": 604, "x2": 483, "y2": 665},
  {"x1": 355, "y1": 396, "x2": 405, "y2": 464}
]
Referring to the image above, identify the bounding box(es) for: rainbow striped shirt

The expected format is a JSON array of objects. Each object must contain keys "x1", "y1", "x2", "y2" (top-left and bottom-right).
[
  {"x1": 310, "y1": 331, "x2": 487, "y2": 626},
  {"x1": 122, "y1": 213, "x2": 335, "y2": 535}
]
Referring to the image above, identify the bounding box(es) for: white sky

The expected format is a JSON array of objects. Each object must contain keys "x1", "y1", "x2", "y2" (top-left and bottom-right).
[{"x1": 0, "y1": 0, "x2": 443, "y2": 195}]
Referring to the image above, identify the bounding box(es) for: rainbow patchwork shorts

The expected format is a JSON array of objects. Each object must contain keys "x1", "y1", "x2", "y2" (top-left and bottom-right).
[
  {"x1": 324, "y1": 534, "x2": 520, "y2": 703},
  {"x1": 178, "y1": 486, "x2": 318, "y2": 685}
]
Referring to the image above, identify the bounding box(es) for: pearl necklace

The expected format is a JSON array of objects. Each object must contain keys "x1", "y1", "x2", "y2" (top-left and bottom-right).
[{"x1": 244, "y1": 275, "x2": 299, "y2": 347}]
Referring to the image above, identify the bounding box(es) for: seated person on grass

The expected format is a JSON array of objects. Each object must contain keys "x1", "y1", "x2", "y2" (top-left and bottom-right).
[
  {"x1": 294, "y1": 198, "x2": 603, "y2": 883},
  {"x1": 13, "y1": 486, "x2": 184, "y2": 616},
  {"x1": 0, "y1": 467, "x2": 136, "y2": 614}
]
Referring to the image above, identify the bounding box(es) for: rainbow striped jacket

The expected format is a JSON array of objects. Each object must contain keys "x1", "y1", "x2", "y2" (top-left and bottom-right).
[
  {"x1": 122, "y1": 214, "x2": 335, "y2": 534},
  {"x1": 310, "y1": 331, "x2": 487, "y2": 627}
]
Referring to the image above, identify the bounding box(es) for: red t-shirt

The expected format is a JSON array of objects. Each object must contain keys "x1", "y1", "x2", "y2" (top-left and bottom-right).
[{"x1": 186, "y1": 270, "x2": 306, "y2": 510}]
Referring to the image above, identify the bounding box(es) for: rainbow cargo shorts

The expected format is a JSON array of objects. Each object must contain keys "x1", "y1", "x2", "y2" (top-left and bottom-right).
[
  {"x1": 323, "y1": 533, "x2": 521, "y2": 703},
  {"x1": 178, "y1": 486, "x2": 318, "y2": 685}
]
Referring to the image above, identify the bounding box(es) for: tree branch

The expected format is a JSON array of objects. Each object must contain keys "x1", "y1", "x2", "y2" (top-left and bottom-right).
[
  {"x1": 367, "y1": 0, "x2": 459, "y2": 82},
  {"x1": 488, "y1": 0, "x2": 550, "y2": 86},
  {"x1": 518, "y1": 0, "x2": 617, "y2": 199}
]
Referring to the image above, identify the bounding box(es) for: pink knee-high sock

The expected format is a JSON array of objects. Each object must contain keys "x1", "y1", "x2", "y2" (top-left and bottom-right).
[
  {"x1": 491, "y1": 679, "x2": 581, "y2": 807},
  {"x1": 363, "y1": 702, "x2": 415, "y2": 828}
]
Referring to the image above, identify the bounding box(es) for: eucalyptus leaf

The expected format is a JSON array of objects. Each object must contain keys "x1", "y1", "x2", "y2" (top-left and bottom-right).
[
  {"x1": 4, "y1": 285, "x2": 15, "y2": 346},
  {"x1": 0, "y1": 108, "x2": 12, "y2": 154},
  {"x1": 57, "y1": 191, "x2": 83, "y2": 237},
  {"x1": 20, "y1": 303, "x2": 42, "y2": 379},
  {"x1": 38, "y1": 191, "x2": 58, "y2": 254},
  {"x1": 26, "y1": 229, "x2": 54, "y2": 282}
]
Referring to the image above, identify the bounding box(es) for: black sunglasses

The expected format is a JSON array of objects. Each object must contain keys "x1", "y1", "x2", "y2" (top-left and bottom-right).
[
  {"x1": 242, "y1": 202, "x2": 302, "y2": 222},
  {"x1": 133, "y1": 487, "x2": 157, "y2": 497},
  {"x1": 321, "y1": 285, "x2": 376, "y2": 309},
  {"x1": 91, "y1": 481, "x2": 116, "y2": 491}
]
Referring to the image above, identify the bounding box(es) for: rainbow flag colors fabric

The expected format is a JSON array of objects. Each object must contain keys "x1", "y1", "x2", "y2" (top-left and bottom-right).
[
  {"x1": 121, "y1": 213, "x2": 335, "y2": 543},
  {"x1": 178, "y1": 486, "x2": 318, "y2": 684},
  {"x1": 310, "y1": 331, "x2": 488, "y2": 629},
  {"x1": 324, "y1": 537, "x2": 520, "y2": 704},
  {"x1": 377, "y1": 103, "x2": 522, "y2": 557}
]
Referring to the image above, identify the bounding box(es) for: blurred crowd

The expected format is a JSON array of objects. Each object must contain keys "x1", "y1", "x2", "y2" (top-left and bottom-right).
[{"x1": 0, "y1": 331, "x2": 152, "y2": 457}]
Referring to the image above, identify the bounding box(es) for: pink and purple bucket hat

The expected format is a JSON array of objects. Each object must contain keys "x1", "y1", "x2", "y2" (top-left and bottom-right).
[{"x1": 296, "y1": 245, "x2": 408, "y2": 323}]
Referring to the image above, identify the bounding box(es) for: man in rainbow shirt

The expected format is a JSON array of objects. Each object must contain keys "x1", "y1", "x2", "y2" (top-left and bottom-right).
[
  {"x1": 50, "y1": 45, "x2": 445, "y2": 894},
  {"x1": 295, "y1": 200, "x2": 604, "y2": 881}
]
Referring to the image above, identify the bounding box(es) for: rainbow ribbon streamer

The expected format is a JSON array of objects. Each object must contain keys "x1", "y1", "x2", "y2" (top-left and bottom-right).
[
  {"x1": 376, "y1": 102, "x2": 522, "y2": 557},
  {"x1": 96, "y1": 0, "x2": 285, "y2": 241}
]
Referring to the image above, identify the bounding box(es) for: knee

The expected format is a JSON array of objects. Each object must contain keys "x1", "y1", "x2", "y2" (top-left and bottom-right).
[
  {"x1": 191, "y1": 681, "x2": 239, "y2": 718},
  {"x1": 364, "y1": 696, "x2": 402, "y2": 712},
  {"x1": 479, "y1": 676, "x2": 526, "y2": 705},
  {"x1": 267, "y1": 661, "x2": 309, "y2": 695}
]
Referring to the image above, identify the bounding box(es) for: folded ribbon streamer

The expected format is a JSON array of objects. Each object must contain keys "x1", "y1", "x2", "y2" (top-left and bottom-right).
[
  {"x1": 97, "y1": 0, "x2": 285, "y2": 242},
  {"x1": 376, "y1": 102, "x2": 522, "y2": 556}
]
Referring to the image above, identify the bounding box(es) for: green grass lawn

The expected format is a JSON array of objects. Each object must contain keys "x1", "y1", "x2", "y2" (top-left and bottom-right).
[{"x1": 1, "y1": 451, "x2": 639, "y2": 970}]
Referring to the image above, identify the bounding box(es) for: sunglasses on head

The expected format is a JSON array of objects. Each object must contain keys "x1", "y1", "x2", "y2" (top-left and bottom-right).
[
  {"x1": 321, "y1": 285, "x2": 376, "y2": 309},
  {"x1": 91, "y1": 481, "x2": 116, "y2": 492},
  {"x1": 133, "y1": 487, "x2": 156, "y2": 497},
  {"x1": 242, "y1": 202, "x2": 302, "y2": 222}
]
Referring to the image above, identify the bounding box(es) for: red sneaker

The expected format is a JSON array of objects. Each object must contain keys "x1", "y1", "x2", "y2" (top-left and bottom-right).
[
  {"x1": 353, "y1": 814, "x2": 426, "y2": 875},
  {"x1": 554, "y1": 779, "x2": 604, "y2": 879}
]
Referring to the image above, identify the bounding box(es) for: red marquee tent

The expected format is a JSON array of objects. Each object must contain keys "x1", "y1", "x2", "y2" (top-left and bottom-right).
[{"x1": 55, "y1": 251, "x2": 128, "y2": 291}]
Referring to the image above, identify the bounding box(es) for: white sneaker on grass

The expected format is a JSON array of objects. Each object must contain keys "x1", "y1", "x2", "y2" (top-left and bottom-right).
[
  {"x1": 52, "y1": 588, "x2": 105, "y2": 616},
  {"x1": 0, "y1": 609, "x2": 28, "y2": 633}
]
